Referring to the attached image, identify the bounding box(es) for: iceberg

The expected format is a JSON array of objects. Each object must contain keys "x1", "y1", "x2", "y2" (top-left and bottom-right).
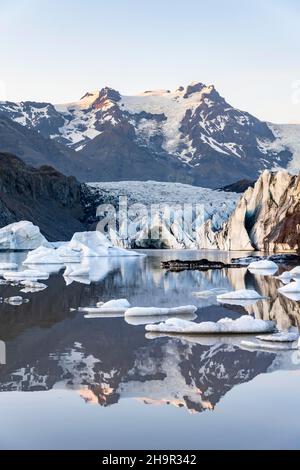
[
  {"x1": 23, "y1": 246, "x2": 64, "y2": 265},
  {"x1": 145, "y1": 315, "x2": 275, "y2": 334},
  {"x1": 0, "y1": 262, "x2": 18, "y2": 271},
  {"x1": 125, "y1": 305, "x2": 197, "y2": 317},
  {"x1": 64, "y1": 265, "x2": 90, "y2": 278},
  {"x1": 84, "y1": 313, "x2": 124, "y2": 319},
  {"x1": 278, "y1": 280, "x2": 300, "y2": 294},
  {"x1": 241, "y1": 340, "x2": 298, "y2": 351},
  {"x1": 20, "y1": 280, "x2": 47, "y2": 293},
  {"x1": 193, "y1": 288, "x2": 229, "y2": 299},
  {"x1": 56, "y1": 244, "x2": 81, "y2": 263},
  {"x1": 276, "y1": 271, "x2": 293, "y2": 284},
  {"x1": 217, "y1": 289, "x2": 263, "y2": 301},
  {"x1": 248, "y1": 260, "x2": 278, "y2": 270},
  {"x1": 125, "y1": 312, "x2": 197, "y2": 326},
  {"x1": 145, "y1": 332, "x2": 254, "y2": 347},
  {"x1": 256, "y1": 331, "x2": 299, "y2": 343},
  {"x1": 68, "y1": 231, "x2": 144, "y2": 258},
  {"x1": 5, "y1": 296, "x2": 29, "y2": 306},
  {"x1": 248, "y1": 260, "x2": 278, "y2": 273},
  {"x1": 3, "y1": 269, "x2": 49, "y2": 281},
  {"x1": 80, "y1": 299, "x2": 131, "y2": 314},
  {"x1": 290, "y1": 266, "x2": 300, "y2": 275},
  {"x1": 0, "y1": 221, "x2": 49, "y2": 251}
]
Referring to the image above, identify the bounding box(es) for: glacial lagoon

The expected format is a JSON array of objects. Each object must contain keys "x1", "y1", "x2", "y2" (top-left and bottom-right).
[{"x1": 0, "y1": 249, "x2": 299, "y2": 450}]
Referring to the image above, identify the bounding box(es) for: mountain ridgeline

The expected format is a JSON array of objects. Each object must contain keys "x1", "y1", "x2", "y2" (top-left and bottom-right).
[{"x1": 0, "y1": 82, "x2": 296, "y2": 188}]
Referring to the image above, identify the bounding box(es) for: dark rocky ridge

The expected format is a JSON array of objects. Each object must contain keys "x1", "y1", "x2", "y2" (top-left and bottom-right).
[
  {"x1": 0, "y1": 152, "x2": 92, "y2": 241},
  {"x1": 161, "y1": 259, "x2": 243, "y2": 272},
  {"x1": 220, "y1": 179, "x2": 256, "y2": 193}
]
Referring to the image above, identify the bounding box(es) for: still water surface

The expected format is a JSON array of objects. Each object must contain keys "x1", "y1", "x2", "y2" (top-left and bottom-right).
[{"x1": 0, "y1": 250, "x2": 299, "y2": 450}]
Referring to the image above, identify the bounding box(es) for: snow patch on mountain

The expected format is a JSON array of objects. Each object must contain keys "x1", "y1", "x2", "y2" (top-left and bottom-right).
[
  {"x1": 258, "y1": 123, "x2": 300, "y2": 172},
  {"x1": 0, "y1": 82, "x2": 297, "y2": 187},
  {"x1": 121, "y1": 86, "x2": 209, "y2": 157}
]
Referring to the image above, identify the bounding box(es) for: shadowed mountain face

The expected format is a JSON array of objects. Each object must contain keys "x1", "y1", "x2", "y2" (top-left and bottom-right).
[
  {"x1": 0, "y1": 83, "x2": 295, "y2": 188},
  {"x1": 220, "y1": 179, "x2": 256, "y2": 193},
  {"x1": 0, "y1": 152, "x2": 89, "y2": 240},
  {"x1": 0, "y1": 114, "x2": 94, "y2": 180}
]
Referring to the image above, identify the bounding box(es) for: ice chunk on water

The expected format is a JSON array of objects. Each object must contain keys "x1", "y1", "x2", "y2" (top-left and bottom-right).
[
  {"x1": 125, "y1": 305, "x2": 197, "y2": 317},
  {"x1": 241, "y1": 340, "x2": 298, "y2": 351},
  {"x1": 23, "y1": 246, "x2": 64, "y2": 265},
  {"x1": 0, "y1": 221, "x2": 49, "y2": 251},
  {"x1": 278, "y1": 280, "x2": 300, "y2": 294},
  {"x1": 5, "y1": 296, "x2": 29, "y2": 306},
  {"x1": 3, "y1": 269, "x2": 49, "y2": 281},
  {"x1": 256, "y1": 331, "x2": 299, "y2": 343},
  {"x1": 0, "y1": 263, "x2": 18, "y2": 271},
  {"x1": 248, "y1": 260, "x2": 278, "y2": 271},
  {"x1": 217, "y1": 289, "x2": 263, "y2": 301},
  {"x1": 80, "y1": 299, "x2": 131, "y2": 314},
  {"x1": 146, "y1": 315, "x2": 275, "y2": 334}
]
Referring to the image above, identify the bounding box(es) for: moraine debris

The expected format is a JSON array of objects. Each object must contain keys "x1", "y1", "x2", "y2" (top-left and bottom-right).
[{"x1": 161, "y1": 259, "x2": 243, "y2": 272}]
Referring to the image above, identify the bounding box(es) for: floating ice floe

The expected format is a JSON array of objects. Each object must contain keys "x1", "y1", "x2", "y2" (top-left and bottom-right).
[
  {"x1": 56, "y1": 244, "x2": 81, "y2": 263},
  {"x1": 248, "y1": 260, "x2": 278, "y2": 271},
  {"x1": 63, "y1": 265, "x2": 92, "y2": 284},
  {"x1": 192, "y1": 288, "x2": 228, "y2": 299},
  {"x1": 125, "y1": 312, "x2": 197, "y2": 326},
  {"x1": 241, "y1": 340, "x2": 299, "y2": 351},
  {"x1": 64, "y1": 265, "x2": 90, "y2": 277},
  {"x1": 68, "y1": 232, "x2": 144, "y2": 258},
  {"x1": 5, "y1": 296, "x2": 29, "y2": 306},
  {"x1": 290, "y1": 266, "x2": 300, "y2": 276},
  {"x1": 84, "y1": 313, "x2": 124, "y2": 319},
  {"x1": 0, "y1": 221, "x2": 49, "y2": 251},
  {"x1": 145, "y1": 315, "x2": 275, "y2": 334},
  {"x1": 3, "y1": 269, "x2": 49, "y2": 281},
  {"x1": 20, "y1": 280, "x2": 47, "y2": 293},
  {"x1": 80, "y1": 299, "x2": 131, "y2": 314},
  {"x1": 217, "y1": 289, "x2": 263, "y2": 306},
  {"x1": 145, "y1": 332, "x2": 255, "y2": 347},
  {"x1": 248, "y1": 260, "x2": 278, "y2": 276},
  {"x1": 125, "y1": 305, "x2": 197, "y2": 317},
  {"x1": 278, "y1": 280, "x2": 300, "y2": 294},
  {"x1": 0, "y1": 262, "x2": 18, "y2": 271},
  {"x1": 23, "y1": 246, "x2": 64, "y2": 265},
  {"x1": 256, "y1": 331, "x2": 299, "y2": 343},
  {"x1": 276, "y1": 271, "x2": 293, "y2": 284}
]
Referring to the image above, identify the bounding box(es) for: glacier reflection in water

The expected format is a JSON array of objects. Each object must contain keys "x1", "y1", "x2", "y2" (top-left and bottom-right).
[{"x1": 0, "y1": 249, "x2": 299, "y2": 449}]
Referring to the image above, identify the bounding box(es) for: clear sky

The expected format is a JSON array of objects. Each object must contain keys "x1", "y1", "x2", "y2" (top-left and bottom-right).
[{"x1": 0, "y1": 0, "x2": 299, "y2": 123}]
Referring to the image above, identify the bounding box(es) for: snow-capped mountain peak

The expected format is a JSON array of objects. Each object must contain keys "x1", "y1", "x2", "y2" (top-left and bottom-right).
[{"x1": 0, "y1": 81, "x2": 296, "y2": 188}]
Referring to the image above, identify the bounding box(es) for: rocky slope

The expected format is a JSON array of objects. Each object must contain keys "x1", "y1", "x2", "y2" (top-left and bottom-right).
[
  {"x1": 0, "y1": 82, "x2": 296, "y2": 188},
  {"x1": 210, "y1": 170, "x2": 300, "y2": 252},
  {"x1": 0, "y1": 114, "x2": 93, "y2": 180},
  {"x1": 220, "y1": 179, "x2": 255, "y2": 193},
  {"x1": 0, "y1": 152, "x2": 88, "y2": 240}
]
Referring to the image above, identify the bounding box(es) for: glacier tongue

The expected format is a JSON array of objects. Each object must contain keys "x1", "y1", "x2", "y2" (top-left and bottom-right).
[{"x1": 88, "y1": 181, "x2": 239, "y2": 249}]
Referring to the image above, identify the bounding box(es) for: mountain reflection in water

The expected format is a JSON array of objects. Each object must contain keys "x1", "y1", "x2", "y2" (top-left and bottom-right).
[{"x1": 0, "y1": 249, "x2": 299, "y2": 417}]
